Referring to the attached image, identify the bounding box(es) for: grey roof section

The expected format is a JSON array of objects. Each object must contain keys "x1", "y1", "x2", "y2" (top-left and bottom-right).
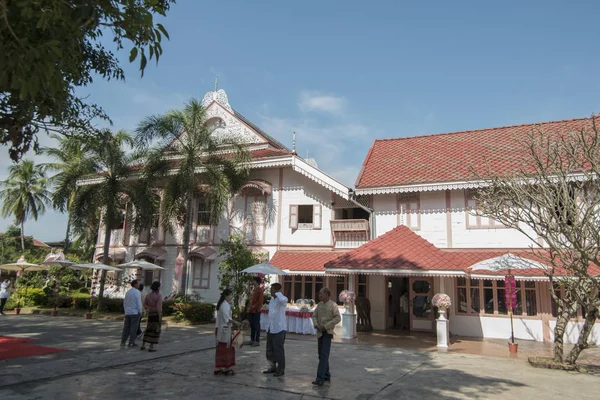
[{"x1": 233, "y1": 109, "x2": 290, "y2": 151}]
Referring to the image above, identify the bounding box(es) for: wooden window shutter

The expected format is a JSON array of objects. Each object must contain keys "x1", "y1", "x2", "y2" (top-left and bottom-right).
[
  {"x1": 313, "y1": 205, "x2": 322, "y2": 230},
  {"x1": 289, "y1": 205, "x2": 298, "y2": 229}
]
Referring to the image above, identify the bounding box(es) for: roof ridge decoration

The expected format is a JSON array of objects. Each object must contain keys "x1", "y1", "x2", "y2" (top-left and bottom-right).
[{"x1": 202, "y1": 89, "x2": 233, "y2": 112}]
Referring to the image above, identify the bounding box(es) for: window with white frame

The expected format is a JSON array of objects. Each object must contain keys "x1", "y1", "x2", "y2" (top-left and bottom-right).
[
  {"x1": 457, "y1": 278, "x2": 537, "y2": 316},
  {"x1": 197, "y1": 196, "x2": 211, "y2": 226},
  {"x1": 245, "y1": 195, "x2": 267, "y2": 243},
  {"x1": 398, "y1": 193, "x2": 420, "y2": 230},
  {"x1": 464, "y1": 190, "x2": 501, "y2": 229},
  {"x1": 289, "y1": 204, "x2": 322, "y2": 230},
  {"x1": 191, "y1": 257, "x2": 210, "y2": 289},
  {"x1": 283, "y1": 275, "x2": 324, "y2": 302}
]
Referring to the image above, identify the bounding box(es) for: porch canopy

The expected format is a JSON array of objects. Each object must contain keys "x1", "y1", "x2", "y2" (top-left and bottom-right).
[
  {"x1": 271, "y1": 250, "x2": 348, "y2": 276},
  {"x1": 324, "y1": 225, "x2": 464, "y2": 277}
]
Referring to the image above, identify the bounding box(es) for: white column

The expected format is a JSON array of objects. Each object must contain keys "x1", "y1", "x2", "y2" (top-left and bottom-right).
[{"x1": 436, "y1": 310, "x2": 449, "y2": 349}]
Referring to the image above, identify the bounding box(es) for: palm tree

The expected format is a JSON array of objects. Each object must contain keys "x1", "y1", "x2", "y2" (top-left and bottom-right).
[
  {"x1": 70, "y1": 129, "x2": 164, "y2": 304},
  {"x1": 136, "y1": 99, "x2": 251, "y2": 295},
  {"x1": 42, "y1": 134, "x2": 95, "y2": 252},
  {"x1": 0, "y1": 160, "x2": 51, "y2": 253}
]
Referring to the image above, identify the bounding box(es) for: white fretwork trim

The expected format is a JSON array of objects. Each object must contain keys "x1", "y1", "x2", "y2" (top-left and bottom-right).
[
  {"x1": 292, "y1": 157, "x2": 351, "y2": 199},
  {"x1": 324, "y1": 268, "x2": 465, "y2": 277}
]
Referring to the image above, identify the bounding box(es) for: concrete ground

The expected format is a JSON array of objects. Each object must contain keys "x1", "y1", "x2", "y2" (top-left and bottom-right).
[{"x1": 0, "y1": 315, "x2": 598, "y2": 400}]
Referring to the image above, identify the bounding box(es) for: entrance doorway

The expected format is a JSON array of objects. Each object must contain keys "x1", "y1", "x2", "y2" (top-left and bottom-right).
[
  {"x1": 409, "y1": 277, "x2": 434, "y2": 332},
  {"x1": 387, "y1": 277, "x2": 410, "y2": 330}
]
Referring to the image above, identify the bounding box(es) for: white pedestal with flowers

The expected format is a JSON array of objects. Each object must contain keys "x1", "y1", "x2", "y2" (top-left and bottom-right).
[
  {"x1": 432, "y1": 293, "x2": 452, "y2": 349},
  {"x1": 339, "y1": 290, "x2": 357, "y2": 339}
]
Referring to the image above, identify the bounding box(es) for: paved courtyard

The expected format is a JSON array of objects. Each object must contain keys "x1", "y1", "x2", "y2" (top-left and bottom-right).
[{"x1": 0, "y1": 315, "x2": 598, "y2": 399}]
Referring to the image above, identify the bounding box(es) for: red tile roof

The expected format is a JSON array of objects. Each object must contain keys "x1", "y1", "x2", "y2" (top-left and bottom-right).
[
  {"x1": 325, "y1": 225, "x2": 462, "y2": 272},
  {"x1": 356, "y1": 116, "x2": 600, "y2": 189},
  {"x1": 270, "y1": 250, "x2": 349, "y2": 272}
]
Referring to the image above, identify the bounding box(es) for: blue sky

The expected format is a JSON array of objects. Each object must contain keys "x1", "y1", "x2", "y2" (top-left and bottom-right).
[{"x1": 2, "y1": 0, "x2": 600, "y2": 241}]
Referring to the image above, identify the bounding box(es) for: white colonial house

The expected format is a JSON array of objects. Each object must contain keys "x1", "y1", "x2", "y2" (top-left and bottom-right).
[
  {"x1": 93, "y1": 89, "x2": 599, "y2": 344},
  {"x1": 93, "y1": 88, "x2": 368, "y2": 305}
]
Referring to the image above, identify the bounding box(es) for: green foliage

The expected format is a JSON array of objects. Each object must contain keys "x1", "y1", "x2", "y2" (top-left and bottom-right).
[
  {"x1": 97, "y1": 298, "x2": 124, "y2": 313},
  {"x1": 218, "y1": 235, "x2": 259, "y2": 311},
  {"x1": 17, "y1": 288, "x2": 48, "y2": 307},
  {"x1": 0, "y1": 161, "x2": 51, "y2": 252},
  {"x1": 0, "y1": 226, "x2": 49, "y2": 266},
  {"x1": 0, "y1": 0, "x2": 176, "y2": 162},
  {"x1": 172, "y1": 302, "x2": 215, "y2": 324},
  {"x1": 135, "y1": 99, "x2": 252, "y2": 293}
]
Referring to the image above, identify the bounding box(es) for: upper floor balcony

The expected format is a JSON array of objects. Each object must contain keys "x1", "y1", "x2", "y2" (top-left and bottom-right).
[{"x1": 331, "y1": 219, "x2": 370, "y2": 248}]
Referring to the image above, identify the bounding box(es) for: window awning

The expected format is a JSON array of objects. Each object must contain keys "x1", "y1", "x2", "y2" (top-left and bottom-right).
[
  {"x1": 135, "y1": 247, "x2": 167, "y2": 261},
  {"x1": 190, "y1": 246, "x2": 217, "y2": 260},
  {"x1": 239, "y1": 179, "x2": 272, "y2": 195},
  {"x1": 95, "y1": 248, "x2": 127, "y2": 262}
]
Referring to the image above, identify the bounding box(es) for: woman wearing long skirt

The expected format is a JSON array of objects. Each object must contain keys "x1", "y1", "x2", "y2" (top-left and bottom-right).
[
  {"x1": 214, "y1": 288, "x2": 241, "y2": 376},
  {"x1": 141, "y1": 281, "x2": 162, "y2": 352}
]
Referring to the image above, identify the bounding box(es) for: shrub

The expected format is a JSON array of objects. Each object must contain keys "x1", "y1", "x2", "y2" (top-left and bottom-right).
[
  {"x1": 173, "y1": 302, "x2": 215, "y2": 324},
  {"x1": 162, "y1": 300, "x2": 176, "y2": 316},
  {"x1": 98, "y1": 298, "x2": 124, "y2": 313},
  {"x1": 17, "y1": 288, "x2": 49, "y2": 307},
  {"x1": 52, "y1": 295, "x2": 73, "y2": 308},
  {"x1": 4, "y1": 297, "x2": 18, "y2": 310},
  {"x1": 70, "y1": 293, "x2": 91, "y2": 309},
  {"x1": 79, "y1": 287, "x2": 90, "y2": 294}
]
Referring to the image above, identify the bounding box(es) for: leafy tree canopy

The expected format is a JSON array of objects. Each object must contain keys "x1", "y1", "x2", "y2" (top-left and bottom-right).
[{"x1": 0, "y1": 0, "x2": 175, "y2": 161}]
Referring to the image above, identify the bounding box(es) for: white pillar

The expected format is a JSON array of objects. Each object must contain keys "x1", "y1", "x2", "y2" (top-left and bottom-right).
[
  {"x1": 341, "y1": 311, "x2": 357, "y2": 339},
  {"x1": 436, "y1": 311, "x2": 449, "y2": 349}
]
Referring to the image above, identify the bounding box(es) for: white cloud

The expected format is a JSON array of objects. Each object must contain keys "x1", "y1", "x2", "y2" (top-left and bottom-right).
[{"x1": 298, "y1": 91, "x2": 347, "y2": 115}]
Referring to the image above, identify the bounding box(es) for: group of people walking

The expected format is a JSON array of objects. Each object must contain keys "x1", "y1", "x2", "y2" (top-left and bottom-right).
[
  {"x1": 214, "y1": 277, "x2": 342, "y2": 386},
  {"x1": 121, "y1": 279, "x2": 163, "y2": 351},
  {"x1": 119, "y1": 275, "x2": 342, "y2": 385}
]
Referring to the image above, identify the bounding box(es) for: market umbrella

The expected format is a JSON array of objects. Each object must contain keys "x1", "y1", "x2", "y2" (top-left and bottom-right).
[
  {"x1": 118, "y1": 260, "x2": 165, "y2": 270},
  {"x1": 74, "y1": 263, "x2": 123, "y2": 272},
  {"x1": 468, "y1": 252, "x2": 548, "y2": 346},
  {"x1": 0, "y1": 255, "x2": 47, "y2": 272},
  {"x1": 241, "y1": 261, "x2": 288, "y2": 275},
  {"x1": 468, "y1": 253, "x2": 548, "y2": 274}
]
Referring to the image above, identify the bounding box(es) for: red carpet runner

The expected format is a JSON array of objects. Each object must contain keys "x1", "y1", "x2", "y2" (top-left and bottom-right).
[{"x1": 0, "y1": 336, "x2": 66, "y2": 360}]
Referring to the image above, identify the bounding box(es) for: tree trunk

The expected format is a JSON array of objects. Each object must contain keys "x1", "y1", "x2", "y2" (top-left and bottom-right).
[
  {"x1": 20, "y1": 221, "x2": 25, "y2": 254},
  {"x1": 96, "y1": 224, "x2": 112, "y2": 309},
  {"x1": 63, "y1": 213, "x2": 71, "y2": 253},
  {"x1": 180, "y1": 192, "x2": 193, "y2": 296},
  {"x1": 566, "y1": 306, "x2": 598, "y2": 365},
  {"x1": 553, "y1": 305, "x2": 570, "y2": 363}
]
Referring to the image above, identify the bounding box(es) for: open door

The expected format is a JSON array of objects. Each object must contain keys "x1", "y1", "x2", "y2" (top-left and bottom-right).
[{"x1": 409, "y1": 277, "x2": 434, "y2": 332}]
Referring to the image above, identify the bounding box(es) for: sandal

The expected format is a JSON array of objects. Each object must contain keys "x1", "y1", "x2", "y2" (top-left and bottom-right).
[{"x1": 214, "y1": 370, "x2": 223, "y2": 375}]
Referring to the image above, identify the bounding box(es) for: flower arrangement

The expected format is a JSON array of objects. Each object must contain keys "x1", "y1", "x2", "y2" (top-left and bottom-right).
[
  {"x1": 432, "y1": 293, "x2": 452, "y2": 309},
  {"x1": 338, "y1": 290, "x2": 356, "y2": 304},
  {"x1": 299, "y1": 305, "x2": 310, "y2": 312},
  {"x1": 261, "y1": 303, "x2": 269, "y2": 311},
  {"x1": 295, "y1": 298, "x2": 305, "y2": 305}
]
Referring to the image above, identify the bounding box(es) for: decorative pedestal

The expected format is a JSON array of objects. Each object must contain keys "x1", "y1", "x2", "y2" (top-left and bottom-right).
[
  {"x1": 436, "y1": 310, "x2": 449, "y2": 349},
  {"x1": 341, "y1": 312, "x2": 357, "y2": 339}
]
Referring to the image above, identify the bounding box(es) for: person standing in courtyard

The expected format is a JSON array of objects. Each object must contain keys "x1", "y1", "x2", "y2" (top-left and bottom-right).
[
  {"x1": 121, "y1": 280, "x2": 142, "y2": 348},
  {"x1": 0, "y1": 279, "x2": 11, "y2": 315},
  {"x1": 263, "y1": 282, "x2": 288, "y2": 377},
  {"x1": 214, "y1": 288, "x2": 242, "y2": 375},
  {"x1": 136, "y1": 283, "x2": 146, "y2": 339},
  {"x1": 247, "y1": 276, "x2": 264, "y2": 347},
  {"x1": 141, "y1": 281, "x2": 162, "y2": 352},
  {"x1": 311, "y1": 287, "x2": 341, "y2": 386}
]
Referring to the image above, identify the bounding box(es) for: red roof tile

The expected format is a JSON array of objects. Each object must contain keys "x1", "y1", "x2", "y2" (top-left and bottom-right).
[
  {"x1": 356, "y1": 116, "x2": 600, "y2": 189},
  {"x1": 325, "y1": 225, "x2": 462, "y2": 271},
  {"x1": 270, "y1": 250, "x2": 348, "y2": 272}
]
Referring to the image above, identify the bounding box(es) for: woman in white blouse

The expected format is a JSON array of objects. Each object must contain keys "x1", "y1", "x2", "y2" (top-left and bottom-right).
[
  {"x1": 214, "y1": 288, "x2": 241, "y2": 375},
  {"x1": 0, "y1": 279, "x2": 12, "y2": 315}
]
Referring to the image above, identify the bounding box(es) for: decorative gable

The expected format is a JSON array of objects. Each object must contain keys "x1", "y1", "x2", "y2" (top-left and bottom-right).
[{"x1": 202, "y1": 90, "x2": 267, "y2": 145}]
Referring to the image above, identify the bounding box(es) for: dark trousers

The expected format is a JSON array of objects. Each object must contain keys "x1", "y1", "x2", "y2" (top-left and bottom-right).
[
  {"x1": 266, "y1": 331, "x2": 286, "y2": 372},
  {"x1": 250, "y1": 312, "x2": 261, "y2": 343},
  {"x1": 121, "y1": 314, "x2": 141, "y2": 345},
  {"x1": 0, "y1": 298, "x2": 7, "y2": 314},
  {"x1": 317, "y1": 333, "x2": 332, "y2": 380}
]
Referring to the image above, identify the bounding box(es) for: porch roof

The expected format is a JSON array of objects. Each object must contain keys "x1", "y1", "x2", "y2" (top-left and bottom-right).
[
  {"x1": 270, "y1": 250, "x2": 348, "y2": 274},
  {"x1": 325, "y1": 225, "x2": 461, "y2": 272}
]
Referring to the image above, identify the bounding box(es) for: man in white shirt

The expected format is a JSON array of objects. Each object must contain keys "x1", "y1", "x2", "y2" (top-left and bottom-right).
[
  {"x1": 263, "y1": 282, "x2": 288, "y2": 377},
  {"x1": 121, "y1": 280, "x2": 143, "y2": 348}
]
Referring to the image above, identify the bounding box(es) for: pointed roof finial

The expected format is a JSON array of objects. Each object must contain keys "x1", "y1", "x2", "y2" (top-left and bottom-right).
[
  {"x1": 214, "y1": 74, "x2": 219, "y2": 92},
  {"x1": 292, "y1": 131, "x2": 296, "y2": 154}
]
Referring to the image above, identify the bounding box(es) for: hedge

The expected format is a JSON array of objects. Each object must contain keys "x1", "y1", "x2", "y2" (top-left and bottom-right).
[{"x1": 173, "y1": 302, "x2": 215, "y2": 323}]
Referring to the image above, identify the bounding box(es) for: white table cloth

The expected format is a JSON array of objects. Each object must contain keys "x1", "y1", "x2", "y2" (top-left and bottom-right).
[{"x1": 260, "y1": 308, "x2": 316, "y2": 335}]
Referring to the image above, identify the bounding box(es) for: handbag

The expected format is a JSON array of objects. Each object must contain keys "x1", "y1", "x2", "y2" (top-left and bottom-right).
[
  {"x1": 218, "y1": 324, "x2": 232, "y2": 344},
  {"x1": 231, "y1": 330, "x2": 244, "y2": 350}
]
